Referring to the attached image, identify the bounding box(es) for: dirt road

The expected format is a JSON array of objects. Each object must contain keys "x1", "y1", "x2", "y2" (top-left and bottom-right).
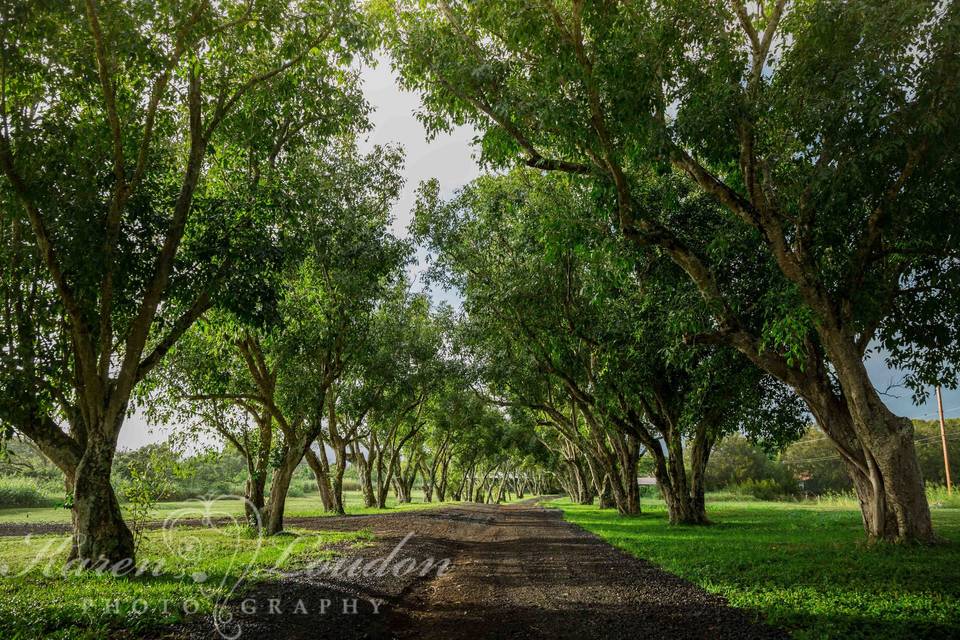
[{"x1": 156, "y1": 501, "x2": 786, "y2": 640}]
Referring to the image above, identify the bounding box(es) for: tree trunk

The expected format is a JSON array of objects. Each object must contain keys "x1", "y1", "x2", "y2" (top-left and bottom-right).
[
  {"x1": 805, "y1": 378, "x2": 933, "y2": 542},
  {"x1": 421, "y1": 460, "x2": 435, "y2": 502},
  {"x1": 466, "y1": 470, "x2": 476, "y2": 503},
  {"x1": 244, "y1": 471, "x2": 267, "y2": 526},
  {"x1": 266, "y1": 445, "x2": 301, "y2": 535},
  {"x1": 649, "y1": 435, "x2": 707, "y2": 525},
  {"x1": 688, "y1": 425, "x2": 715, "y2": 523},
  {"x1": 305, "y1": 448, "x2": 335, "y2": 512},
  {"x1": 70, "y1": 439, "x2": 135, "y2": 565},
  {"x1": 452, "y1": 468, "x2": 469, "y2": 501},
  {"x1": 725, "y1": 296, "x2": 935, "y2": 541},
  {"x1": 840, "y1": 370, "x2": 933, "y2": 541},
  {"x1": 376, "y1": 484, "x2": 389, "y2": 509},
  {"x1": 331, "y1": 443, "x2": 347, "y2": 515},
  {"x1": 597, "y1": 475, "x2": 614, "y2": 509},
  {"x1": 607, "y1": 430, "x2": 641, "y2": 515},
  {"x1": 352, "y1": 442, "x2": 375, "y2": 508}
]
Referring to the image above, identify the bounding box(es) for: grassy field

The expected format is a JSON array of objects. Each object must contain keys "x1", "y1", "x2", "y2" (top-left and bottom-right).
[
  {"x1": 0, "y1": 525, "x2": 372, "y2": 639},
  {"x1": 553, "y1": 498, "x2": 960, "y2": 640},
  {"x1": 0, "y1": 490, "x2": 453, "y2": 639},
  {"x1": 0, "y1": 489, "x2": 447, "y2": 525}
]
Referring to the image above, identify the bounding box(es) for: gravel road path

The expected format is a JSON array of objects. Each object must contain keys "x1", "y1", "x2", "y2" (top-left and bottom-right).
[{"x1": 148, "y1": 501, "x2": 785, "y2": 639}]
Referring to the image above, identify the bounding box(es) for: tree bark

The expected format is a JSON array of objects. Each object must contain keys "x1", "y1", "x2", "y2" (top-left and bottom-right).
[
  {"x1": 266, "y1": 444, "x2": 302, "y2": 535},
  {"x1": 352, "y1": 442, "x2": 376, "y2": 508},
  {"x1": 331, "y1": 442, "x2": 347, "y2": 515},
  {"x1": 244, "y1": 468, "x2": 267, "y2": 526},
  {"x1": 305, "y1": 447, "x2": 335, "y2": 512},
  {"x1": 831, "y1": 339, "x2": 933, "y2": 541},
  {"x1": 437, "y1": 457, "x2": 450, "y2": 502},
  {"x1": 688, "y1": 423, "x2": 715, "y2": 521},
  {"x1": 70, "y1": 438, "x2": 135, "y2": 565},
  {"x1": 801, "y1": 367, "x2": 932, "y2": 542},
  {"x1": 421, "y1": 459, "x2": 434, "y2": 503}
]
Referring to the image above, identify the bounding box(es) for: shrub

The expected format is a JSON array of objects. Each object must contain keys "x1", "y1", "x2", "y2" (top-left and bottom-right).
[
  {"x1": 0, "y1": 476, "x2": 62, "y2": 508},
  {"x1": 705, "y1": 490, "x2": 760, "y2": 502},
  {"x1": 926, "y1": 484, "x2": 960, "y2": 510},
  {"x1": 730, "y1": 479, "x2": 786, "y2": 501},
  {"x1": 707, "y1": 434, "x2": 798, "y2": 495},
  {"x1": 118, "y1": 449, "x2": 176, "y2": 552},
  {"x1": 806, "y1": 485, "x2": 960, "y2": 510},
  {"x1": 286, "y1": 483, "x2": 306, "y2": 498}
]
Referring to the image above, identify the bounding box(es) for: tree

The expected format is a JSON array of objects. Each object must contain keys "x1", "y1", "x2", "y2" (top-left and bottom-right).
[
  {"x1": 353, "y1": 284, "x2": 446, "y2": 508},
  {"x1": 152, "y1": 142, "x2": 407, "y2": 532},
  {"x1": 145, "y1": 321, "x2": 278, "y2": 524},
  {"x1": 414, "y1": 169, "x2": 805, "y2": 521},
  {"x1": 0, "y1": 0, "x2": 369, "y2": 564},
  {"x1": 380, "y1": 0, "x2": 960, "y2": 541}
]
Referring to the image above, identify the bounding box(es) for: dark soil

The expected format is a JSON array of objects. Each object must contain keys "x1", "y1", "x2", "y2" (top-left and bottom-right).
[{"x1": 145, "y1": 501, "x2": 787, "y2": 639}]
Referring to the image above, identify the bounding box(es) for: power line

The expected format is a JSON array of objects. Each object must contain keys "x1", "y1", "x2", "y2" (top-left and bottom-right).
[
  {"x1": 784, "y1": 431, "x2": 960, "y2": 465},
  {"x1": 797, "y1": 412, "x2": 960, "y2": 445}
]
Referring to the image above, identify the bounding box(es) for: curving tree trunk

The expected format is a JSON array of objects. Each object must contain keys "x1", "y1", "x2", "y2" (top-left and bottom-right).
[
  {"x1": 351, "y1": 442, "x2": 376, "y2": 508},
  {"x1": 70, "y1": 439, "x2": 134, "y2": 565},
  {"x1": 436, "y1": 457, "x2": 450, "y2": 502},
  {"x1": 305, "y1": 447, "x2": 336, "y2": 512},
  {"x1": 632, "y1": 390, "x2": 713, "y2": 526},
  {"x1": 799, "y1": 361, "x2": 932, "y2": 543}
]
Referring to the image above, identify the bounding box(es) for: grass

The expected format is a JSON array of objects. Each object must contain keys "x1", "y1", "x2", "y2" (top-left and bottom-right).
[
  {"x1": 0, "y1": 489, "x2": 455, "y2": 639},
  {"x1": 0, "y1": 519, "x2": 372, "y2": 639},
  {"x1": 553, "y1": 497, "x2": 960, "y2": 640},
  {"x1": 808, "y1": 485, "x2": 960, "y2": 510},
  {"x1": 0, "y1": 489, "x2": 450, "y2": 525},
  {"x1": 0, "y1": 476, "x2": 63, "y2": 509}
]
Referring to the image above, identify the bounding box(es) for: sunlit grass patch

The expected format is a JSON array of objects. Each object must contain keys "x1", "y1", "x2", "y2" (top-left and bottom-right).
[
  {"x1": 554, "y1": 498, "x2": 960, "y2": 640},
  {"x1": 0, "y1": 490, "x2": 453, "y2": 525},
  {"x1": 0, "y1": 524, "x2": 370, "y2": 639}
]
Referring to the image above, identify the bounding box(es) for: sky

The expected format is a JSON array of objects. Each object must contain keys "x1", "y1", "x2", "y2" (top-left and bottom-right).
[{"x1": 116, "y1": 60, "x2": 958, "y2": 450}]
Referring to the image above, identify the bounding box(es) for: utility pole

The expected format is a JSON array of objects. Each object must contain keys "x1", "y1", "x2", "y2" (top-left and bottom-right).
[{"x1": 936, "y1": 386, "x2": 953, "y2": 494}]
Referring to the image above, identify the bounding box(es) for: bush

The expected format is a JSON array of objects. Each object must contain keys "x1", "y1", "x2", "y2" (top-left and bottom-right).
[
  {"x1": 286, "y1": 483, "x2": 306, "y2": 498},
  {"x1": 638, "y1": 484, "x2": 661, "y2": 499},
  {"x1": 0, "y1": 476, "x2": 62, "y2": 508},
  {"x1": 118, "y1": 449, "x2": 176, "y2": 552},
  {"x1": 925, "y1": 484, "x2": 960, "y2": 509},
  {"x1": 707, "y1": 434, "x2": 797, "y2": 495},
  {"x1": 802, "y1": 485, "x2": 960, "y2": 510},
  {"x1": 729, "y1": 479, "x2": 787, "y2": 501}
]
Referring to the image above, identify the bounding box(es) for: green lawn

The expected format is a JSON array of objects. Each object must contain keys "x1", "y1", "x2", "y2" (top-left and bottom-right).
[
  {"x1": 0, "y1": 525, "x2": 371, "y2": 640},
  {"x1": 0, "y1": 490, "x2": 448, "y2": 525},
  {"x1": 553, "y1": 498, "x2": 960, "y2": 640},
  {"x1": 0, "y1": 490, "x2": 454, "y2": 639}
]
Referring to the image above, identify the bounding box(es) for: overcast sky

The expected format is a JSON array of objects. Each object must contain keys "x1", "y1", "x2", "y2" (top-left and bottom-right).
[{"x1": 117, "y1": 60, "x2": 957, "y2": 450}]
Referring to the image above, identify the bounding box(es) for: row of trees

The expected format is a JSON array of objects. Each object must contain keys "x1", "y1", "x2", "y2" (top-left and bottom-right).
[
  {"x1": 2, "y1": 0, "x2": 958, "y2": 572},
  {"x1": 379, "y1": 0, "x2": 960, "y2": 542},
  {"x1": 0, "y1": 0, "x2": 550, "y2": 560},
  {"x1": 414, "y1": 171, "x2": 806, "y2": 523},
  {"x1": 0, "y1": 0, "x2": 446, "y2": 565}
]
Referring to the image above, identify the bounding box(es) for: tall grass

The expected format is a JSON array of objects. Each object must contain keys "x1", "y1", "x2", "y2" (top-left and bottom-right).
[
  {"x1": 811, "y1": 484, "x2": 960, "y2": 509},
  {"x1": 0, "y1": 476, "x2": 63, "y2": 508},
  {"x1": 926, "y1": 484, "x2": 960, "y2": 509}
]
